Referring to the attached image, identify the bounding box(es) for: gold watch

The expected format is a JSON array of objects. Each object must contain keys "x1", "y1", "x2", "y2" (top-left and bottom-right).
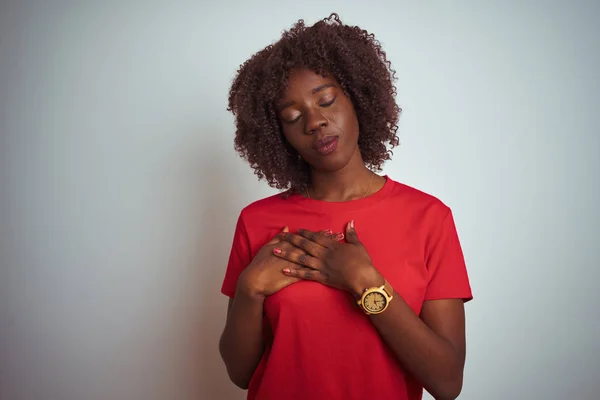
[{"x1": 357, "y1": 280, "x2": 394, "y2": 315}]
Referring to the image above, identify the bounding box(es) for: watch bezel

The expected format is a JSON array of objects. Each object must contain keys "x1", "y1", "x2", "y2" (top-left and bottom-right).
[
  {"x1": 362, "y1": 291, "x2": 388, "y2": 313},
  {"x1": 357, "y1": 281, "x2": 394, "y2": 315}
]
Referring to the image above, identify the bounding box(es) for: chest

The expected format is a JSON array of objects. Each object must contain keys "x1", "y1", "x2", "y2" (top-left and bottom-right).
[
  {"x1": 262, "y1": 228, "x2": 430, "y2": 324},
  {"x1": 256, "y1": 211, "x2": 431, "y2": 321}
]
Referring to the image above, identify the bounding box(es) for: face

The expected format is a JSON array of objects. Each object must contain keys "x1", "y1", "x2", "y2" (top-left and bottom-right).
[
  {"x1": 364, "y1": 292, "x2": 386, "y2": 313},
  {"x1": 277, "y1": 69, "x2": 361, "y2": 172}
]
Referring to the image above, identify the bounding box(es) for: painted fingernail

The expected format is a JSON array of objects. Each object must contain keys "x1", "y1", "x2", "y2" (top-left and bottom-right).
[
  {"x1": 350, "y1": 220, "x2": 355, "y2": 229},
  {"x1": 336, "y1": 233, "x2": 344, "y2": 240},
  {"x1": 283, "y1": 268, "x2": 291, "y2": 274},
  {"x1": 273, "y1": 248, "x2": 282, "y2": 255},
  {"x1": 325, "y1": 229, "x2": 333, "y2": 235}
]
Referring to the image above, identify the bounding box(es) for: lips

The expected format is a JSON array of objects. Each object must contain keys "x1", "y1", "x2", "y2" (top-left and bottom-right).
[
  {"x1": 314, "y1": 136, "x2": 339, "y2": 155},
  {"x1": 314, "y1": 136, "x2": 337, "y2": 149}
]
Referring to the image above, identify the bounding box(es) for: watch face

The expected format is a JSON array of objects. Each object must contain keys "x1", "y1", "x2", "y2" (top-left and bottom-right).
[{"x1": 364, "y1": 291, "x2": 387, "y2": 313}]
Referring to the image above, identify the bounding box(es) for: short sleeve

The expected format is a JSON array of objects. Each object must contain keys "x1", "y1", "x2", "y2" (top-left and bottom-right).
[
  {"x1": 424, "y1": 209, "x2": 473, "y2": 302},
  {"x1": 221, "y1": 212, "x2": 253, "y2": 298}
]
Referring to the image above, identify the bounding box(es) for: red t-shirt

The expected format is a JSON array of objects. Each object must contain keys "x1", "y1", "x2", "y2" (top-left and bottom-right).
[{"x1": 221, "y1": 176, "x2": 472, "y2": 400}]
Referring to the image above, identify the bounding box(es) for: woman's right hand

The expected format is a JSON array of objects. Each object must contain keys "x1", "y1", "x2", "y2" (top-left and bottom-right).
[{"x1": 236, "y1": 226, "x2": 300, "y2": 299}]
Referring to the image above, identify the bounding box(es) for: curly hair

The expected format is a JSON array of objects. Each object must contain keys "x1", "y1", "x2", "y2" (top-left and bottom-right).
[{"x1": 227, "y1": 13, "x2": 401, "y2": 192}]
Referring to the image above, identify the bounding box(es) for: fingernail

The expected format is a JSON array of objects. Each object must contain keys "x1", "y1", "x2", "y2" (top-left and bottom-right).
[
  {"x1": 336, "y1": 233, "x2": 344, "y2": 240},
  {"x1": 273, "y1": 248, "x2": 282, "y2": 255},
  {"x1": 325, "y1": 229, "x2": 333, "y2": 235},
  {"x1": 350, "y1": 220, "x2": 355, "y2": 229},
  {"x1": 283, "y1": 268, "x2": 291, "y2": 274}
]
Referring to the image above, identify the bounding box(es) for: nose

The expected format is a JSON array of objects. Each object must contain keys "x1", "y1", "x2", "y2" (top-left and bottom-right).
[{"x1": 304, "y1": 109, "x2": 328, "y2": 135}]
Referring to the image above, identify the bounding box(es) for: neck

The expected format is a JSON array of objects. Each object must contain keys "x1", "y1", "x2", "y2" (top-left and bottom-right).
[{"x1": 308, "y1": 151, "x2": 377, "y2": 202}]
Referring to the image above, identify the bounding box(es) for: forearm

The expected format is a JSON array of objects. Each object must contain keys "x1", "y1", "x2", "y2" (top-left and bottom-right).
[
  {"x1": 369, "y1": 296, "x2": 463, "y2": 400},
  {"x1": 219, "y1": 289, "x2": 266, "y2": 389}
]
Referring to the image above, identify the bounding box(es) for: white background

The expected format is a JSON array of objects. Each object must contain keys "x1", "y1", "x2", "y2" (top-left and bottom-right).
[{"x1": 1, "y1": 1, "x2": 599, "y2": 399}]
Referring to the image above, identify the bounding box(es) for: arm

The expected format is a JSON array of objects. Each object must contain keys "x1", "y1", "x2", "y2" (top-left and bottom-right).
[
  {"x1": 219, "y1": 215, "x2": 266, "y2": 389},
  {"x1": 218, "y1": 291, "x2": 266, "y2": 389},
  {"x1": 353, "y1": 209, "x2": 468, "y2": 399},
  {"x1": 219, "y1": 225, "x2": 298, "y2": 389},
  {"x1": 275, "y1": 215, "x2": 471, "y2": 400},
  {"x1": 353, "y1": 208, "x2": 468, "y2": 399},
  {"x1": 371, "y1": 297, "x2": 466, "y2": 400},
  {"x1": 354, "y1": 269, "x2": 466, "y2": 400}
]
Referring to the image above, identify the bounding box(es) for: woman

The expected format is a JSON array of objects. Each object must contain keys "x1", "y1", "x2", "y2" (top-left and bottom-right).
[{"x1": 219, "y1": 14, "x2": 472, "y2": 400}]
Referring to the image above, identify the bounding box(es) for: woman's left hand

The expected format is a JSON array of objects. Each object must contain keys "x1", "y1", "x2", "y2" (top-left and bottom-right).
[{"x1": 273, "y1": 220, "x2": 384, "y2": 297}]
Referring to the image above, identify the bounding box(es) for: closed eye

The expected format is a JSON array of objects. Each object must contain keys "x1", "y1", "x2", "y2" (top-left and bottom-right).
[
  {"x1": 282, "y1": 96, "x2": 335, "y2": 124},
  {"x1": 320, "y1": 96, "x2": 336, "y2": 107},
  {"x1": 284, "y1": 115, "x2": 301, "y2": 124}
]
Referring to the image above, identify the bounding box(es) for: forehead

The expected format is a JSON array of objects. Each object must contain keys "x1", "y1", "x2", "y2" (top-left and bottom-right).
[{"x1": 282, "y1": 69, "x2": 337, "y2": 97}]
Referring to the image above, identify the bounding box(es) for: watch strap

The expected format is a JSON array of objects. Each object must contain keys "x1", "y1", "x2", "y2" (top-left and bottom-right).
[{"x1": 382, "y1": 280, "x2": 394, "y2": 298}]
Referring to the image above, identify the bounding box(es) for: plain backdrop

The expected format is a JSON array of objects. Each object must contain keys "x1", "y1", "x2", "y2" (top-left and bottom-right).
[{"x1": 1, "y1": 1, "x2": 599, "y2": 399}]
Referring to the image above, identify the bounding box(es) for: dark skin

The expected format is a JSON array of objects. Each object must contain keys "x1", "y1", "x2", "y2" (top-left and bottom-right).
[{"x1": 219, "y1": 69, "x2": 466, "y2": 400}]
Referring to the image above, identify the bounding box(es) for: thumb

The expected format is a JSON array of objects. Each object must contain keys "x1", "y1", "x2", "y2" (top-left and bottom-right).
[
  {"x1": 345, "y1": 220, "x2": 361, "y2": 244},
  {"x1": 268, "y1": 225, "x2": 289, "y2": 245}
]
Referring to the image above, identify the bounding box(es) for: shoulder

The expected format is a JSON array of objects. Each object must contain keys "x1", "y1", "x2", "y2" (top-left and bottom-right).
[
  {"x1": 386, "y1": 178, "x2": 452, "y2": 222},
  {"x1": 237, "y1": 191, "x2": 292, "y2": 222}
]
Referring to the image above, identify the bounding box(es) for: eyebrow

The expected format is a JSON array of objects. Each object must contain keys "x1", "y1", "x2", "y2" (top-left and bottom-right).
[
  {"x1": 311, "y1": 83, "x2": 335, "y2": 94},
  {"x1": 277, "y1": 83, "x2": 336, "y2": 112}
]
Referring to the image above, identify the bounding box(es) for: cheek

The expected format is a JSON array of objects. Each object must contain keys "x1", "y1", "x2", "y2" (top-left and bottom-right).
[
  {"x1": 281, "y1": 128, "x2": 305, "y2": 152},
  {"x1": 331, "y1": 112, "x2": 358, "y2": 141},
  {"x1": 329, "y1": 101, "x2": 358, "y2": 134}
]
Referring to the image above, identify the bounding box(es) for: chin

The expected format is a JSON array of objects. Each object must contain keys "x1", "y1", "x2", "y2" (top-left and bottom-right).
[{"x1": 308, "y1": 154, "x2": 352, "y2": 172}]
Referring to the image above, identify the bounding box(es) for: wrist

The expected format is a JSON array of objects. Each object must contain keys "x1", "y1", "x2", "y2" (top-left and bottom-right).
[
  {"x1": 350, "y1": 264, "x2": 384, "y2": 298},
  {"x1": 236, "y1": 272, "x2": 266, "y2": 302},
  {"x1": 235, "y1": 284, "x2": 266, "y2": 303}
]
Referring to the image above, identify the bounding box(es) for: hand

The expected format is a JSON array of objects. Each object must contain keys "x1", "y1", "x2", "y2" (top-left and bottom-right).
[
  {"x1": 273, "y1": 221, "x2": 384, "y2": 297},
  {"x1": 236, "y1": 226, "x2": 300, "y2": 299}
]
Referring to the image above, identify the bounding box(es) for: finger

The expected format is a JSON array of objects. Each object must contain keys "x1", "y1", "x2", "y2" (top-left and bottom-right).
[
  {"x1": 280, "y1": 232, "x2": 326, "y2": 258},
  {"x1": 319, "y1": 229, "x2": 333, "y2": 237},
  {"x1": 282, "y1": 267, "x2": 325, "y2": 282},
  {"x1": 321, "y1": 229, "x2": 344, "y2": 242},
  {"x1": 296, "y1": 229, "x2": 338, "y2": 248},
  {"x1": 267, "y1": 226, "x2": 289, "y2": 245},
  {"x1": 273, "y1": 246, "x2": 321, "y2": 269},
  {"x1": 345, "y1": 220, "x2": 361, "y2": 244}
]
